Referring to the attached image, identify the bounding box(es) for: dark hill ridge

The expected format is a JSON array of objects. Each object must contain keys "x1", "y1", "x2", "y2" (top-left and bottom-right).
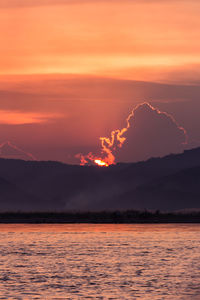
[
  {"x1": 117, "y1": 166, "x2": 200, "y2": 211},
  {"x1": 0, "y1": 147, "x2": 200, "y2": 211}
]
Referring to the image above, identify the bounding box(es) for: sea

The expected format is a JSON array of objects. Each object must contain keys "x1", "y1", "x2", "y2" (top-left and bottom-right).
[{"x1": 0, "y1": 224, "x2": 199, "y2": 299}]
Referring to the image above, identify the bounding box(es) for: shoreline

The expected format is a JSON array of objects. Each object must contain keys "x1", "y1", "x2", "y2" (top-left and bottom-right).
[{"x1": 0, "y1": 211, "x2": 200, "y2": 224}]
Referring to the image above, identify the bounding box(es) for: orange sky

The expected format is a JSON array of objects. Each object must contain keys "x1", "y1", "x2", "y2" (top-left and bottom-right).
[
  {"x1": 1, "y1": 0, "x2": 200, "y2": 80},
  {"x1": 1, "y1": 0, "x2": 200, "y2": 163}
]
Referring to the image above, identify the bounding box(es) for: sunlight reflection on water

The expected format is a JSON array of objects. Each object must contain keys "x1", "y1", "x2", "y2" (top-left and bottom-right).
[{"x1": 0, "y1": 224, "x2": 200, "y2": 299}]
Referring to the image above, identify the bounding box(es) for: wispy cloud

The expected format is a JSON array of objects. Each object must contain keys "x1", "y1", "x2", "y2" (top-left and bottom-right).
[
  {"x1": 0, "y1": 110, "x2": 61, "y2": 125},
  {"x1": 0, "y1": 0, "x2": 189, "y2": 9}
]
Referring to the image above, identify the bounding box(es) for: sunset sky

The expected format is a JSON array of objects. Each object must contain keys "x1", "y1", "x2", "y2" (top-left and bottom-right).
[
  {"x1": 2, "y1": 0, "x2": 200, "y2": 80},
  {"x1": 1, "y1": 0, "x2": 200, "y2": 163}
]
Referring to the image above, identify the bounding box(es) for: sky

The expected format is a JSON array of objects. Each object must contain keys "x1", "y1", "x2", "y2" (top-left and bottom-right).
[{"x1": 1, "y1": 0, "x2": 200, "y2": 164}]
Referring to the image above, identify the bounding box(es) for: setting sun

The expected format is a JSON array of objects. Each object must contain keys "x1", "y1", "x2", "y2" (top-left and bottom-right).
[{"x1": 94, "y1": 159, "x2": 109, "y2": 167}]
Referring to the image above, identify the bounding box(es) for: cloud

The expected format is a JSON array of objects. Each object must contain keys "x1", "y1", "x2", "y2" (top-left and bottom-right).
[
  {"x1": 1, "y1": 74, "x2": 198, "y2": 164},
  {"x1": 0, "y1": 141, "x2": 36, "y2": 160},
  {"x1": 116, "y1": 103, "x2": 187, "y2": 162},
  {"x1": 0, "y1": 0, "x2": 113, "y2": 8},
  {"x1": 0, "y1": 0, "x2": 187, "y2": 8},
  {"x1": 76, "y1": 102, "x2": 187, "y2": 165},
  {"x1": 0, "y1": 110, "x2": 61, "y2": 125}
]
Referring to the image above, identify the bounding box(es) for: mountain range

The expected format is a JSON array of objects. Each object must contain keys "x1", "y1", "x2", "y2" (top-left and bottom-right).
[{"x1": 0, "y1": 147, "x2": 200, "y2": 212}]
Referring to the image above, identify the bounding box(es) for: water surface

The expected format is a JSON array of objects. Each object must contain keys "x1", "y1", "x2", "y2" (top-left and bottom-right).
[{"x1": 0, "y1": 224, "x2": 200, "y2": 299}]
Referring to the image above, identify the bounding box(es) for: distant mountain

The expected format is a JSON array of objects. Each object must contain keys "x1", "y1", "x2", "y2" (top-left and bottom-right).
[
  {"x1": 0, "y1": 176, "x2": 38, "y2": 211},
  {"x1": 0, "y1": 147, "x2": 200, "y2": 212},
  {"x1": 117, "y1": 166, "x2": 200, "y2": 211},
  {"x1": 0, "y1": 141, "x2": 36, "y2": 161}
]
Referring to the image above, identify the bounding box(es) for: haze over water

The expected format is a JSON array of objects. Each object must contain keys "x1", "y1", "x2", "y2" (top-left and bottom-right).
[{"x1": 0, "y1": 224, "x2": 200, "y2": 299}]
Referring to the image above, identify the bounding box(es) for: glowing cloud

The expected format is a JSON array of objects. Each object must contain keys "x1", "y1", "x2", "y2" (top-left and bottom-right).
[
  {"x1": 77, "y1": 102, "x2": 187, "y2": 166},
  {"x1": 0, "y1": 110, "x2": 61, "y2": 125},
  {"x1": 76, "y1": 109, "x2": 134, "y2": 166}
]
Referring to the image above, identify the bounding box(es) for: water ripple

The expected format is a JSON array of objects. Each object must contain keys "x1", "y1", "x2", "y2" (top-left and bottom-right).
[{"x1": 0, "y1": 224, "x2": 199, "y2": 299}]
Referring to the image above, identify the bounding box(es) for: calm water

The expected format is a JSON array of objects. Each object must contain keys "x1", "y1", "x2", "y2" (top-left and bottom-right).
[{"x1": 0, "y1": 224, "x2": 200, "y2": 299}]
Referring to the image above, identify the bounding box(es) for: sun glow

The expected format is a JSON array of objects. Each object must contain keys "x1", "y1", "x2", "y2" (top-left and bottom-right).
[
  {"x1": 77, "y1": 102, "x2": 187, "y2": 167},
  {"x1": 77, "y1": 108, "x2": 134, "y2": 167},
  {"x1": 94, "y1": 159, "x2": 109, "y2": 167}
]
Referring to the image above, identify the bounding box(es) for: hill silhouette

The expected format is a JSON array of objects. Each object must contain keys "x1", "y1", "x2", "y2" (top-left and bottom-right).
[{"x1": 0, "y1": 147, "x2": 200, "y2": 212}]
